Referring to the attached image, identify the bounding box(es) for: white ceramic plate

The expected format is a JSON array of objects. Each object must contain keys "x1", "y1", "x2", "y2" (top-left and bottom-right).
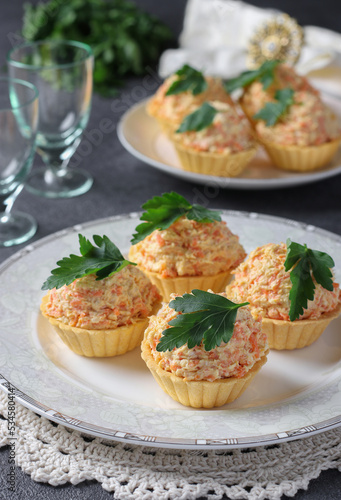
[
  {"x1": 1, "y1": 212, "x2": 341, "y2": 450},
  {"x1": 117, "y1": 96, "x2": 341, "y2": 190}
]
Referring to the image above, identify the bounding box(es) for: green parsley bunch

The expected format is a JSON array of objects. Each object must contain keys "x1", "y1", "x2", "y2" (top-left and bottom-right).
[{"x1": 22, "y1": 0, "x2": 173, "y2": 96}]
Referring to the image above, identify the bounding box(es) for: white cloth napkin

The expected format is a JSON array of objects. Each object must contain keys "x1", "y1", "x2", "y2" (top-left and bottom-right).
[{"x1": 159, "y1": 0, "x2": 341, "y2": 97}]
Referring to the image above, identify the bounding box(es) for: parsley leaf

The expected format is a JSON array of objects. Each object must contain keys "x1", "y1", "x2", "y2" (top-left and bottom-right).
[
  {"x1": 253, "y1": 88, "x2": 295, "y2": 126},
  {"x1": 42, "y1": 234, "x2": 135, "y2": 290},
  {"x1": 156, "y1": 290, "x2": 249, "y2": 352},
  {"x1": 223, "y1": 60, "x2": 280, "y2": 94},
  {"x1": 284, "y1": 239, "x2": 335, "y2": 321},
  {"x1": 166, "y1": 64, "x2": 208, "y2": 96},
  {"x1": 131, "y1": 192, "x2": 221, "y2": 244},
  {"x1": 176, "y1": 102, "x2": 218, "y2": 133}
]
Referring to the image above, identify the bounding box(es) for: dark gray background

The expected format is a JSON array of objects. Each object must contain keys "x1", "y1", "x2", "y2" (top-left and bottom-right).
[{"x1": 1, "y1": 1, "x2": 341, "y2": 499}]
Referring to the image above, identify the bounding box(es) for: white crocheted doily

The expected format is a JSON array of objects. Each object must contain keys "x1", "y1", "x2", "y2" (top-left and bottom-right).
[{"x1": 1, "y1": 391, "x2": 341, "y2": 500}]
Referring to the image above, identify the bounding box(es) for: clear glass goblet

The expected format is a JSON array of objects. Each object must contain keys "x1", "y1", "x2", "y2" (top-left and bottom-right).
[
  {"x1": 0, "y1": 77, "x2": 38, "y2": 247},
  {"x1": 7, "y1": 40, "x2": 93, "y2": 199}
]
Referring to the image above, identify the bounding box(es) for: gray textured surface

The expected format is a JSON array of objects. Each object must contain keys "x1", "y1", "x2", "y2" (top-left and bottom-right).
[{"x1": 1, "y1": 0, "x2": 341, "y2": 498}]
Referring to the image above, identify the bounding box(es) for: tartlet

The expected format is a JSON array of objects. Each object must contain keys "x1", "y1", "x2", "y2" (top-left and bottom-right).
[
  {"x1": 41, "y1": 265, "x2": 161, "y2": 357},
  {"x1": 239, "y1": 64, "x2": 341, "y2": 172},
  {"x1": 171, "y1": 101, "x2": 257, "y2": 177},
  {"x1": 141, "y1": 292, "x2": 269, "y2": 408},
  {"x1": 147, "y1": 73, "x2": 233, "y2": 135},
  {"x1": 240, "y1": 63, "x2": 319, "y2": 120},
  {"x1": 254, "y1": 91, "x2": 341, "y2": 171},
  {"x1": 226, "y1": 242, "x2": 341, "y2": 350},
  {"x1": 129, "y1": 216, "x2": 246, "y2": 300}
]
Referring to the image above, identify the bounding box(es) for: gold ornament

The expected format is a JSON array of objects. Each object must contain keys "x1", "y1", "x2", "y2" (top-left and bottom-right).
[{"x1": 247, "y1": 13, "x2": 304, "y2": 69}]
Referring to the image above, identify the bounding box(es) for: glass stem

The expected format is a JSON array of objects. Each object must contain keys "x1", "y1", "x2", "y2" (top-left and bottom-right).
[
  {"x1": 1, "y1": 184, "x2": 24, "y2": 215},
  {"x1": 38, "y1": 136, "x2": 81, "y2": 180},
  {"x1": 46, "y1": 157, "x2": 70, "y2": 179}
]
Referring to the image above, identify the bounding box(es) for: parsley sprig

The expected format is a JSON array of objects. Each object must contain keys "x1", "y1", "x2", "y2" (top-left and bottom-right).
[
  {"x1": 223, "y1": 60, "x2": 280, "y2": 94},
  {"x1": 166, "y1": 64, "x2": 208, "y2": 96},
  {"x1": 254, "y1": 88, "x2": 295, "y2": 126},
  {"x1": 156, "y1": 290, "x2": 249, "y2": 352},
  {"x1": 284, "y1": 239, "x2": 335, "y2": 321},
  {"x1": 176, "y1": 102, "x2": 218, "y2": 133},
  {"x1": 131, "y1": 192, "x2": 221, "y2": 245},
  {"x1": 42, "y1": 234, "x2": 135, "y2": 290}
]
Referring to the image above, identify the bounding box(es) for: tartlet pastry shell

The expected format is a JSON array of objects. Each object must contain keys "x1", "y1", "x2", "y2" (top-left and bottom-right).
[
  {"x1": 257, "y1": 138, "x2": 340, "y2": 172},
  {"x1": 135, "y1": 268, "x2": 232, "y2": 301},
  {"x1": 141, "y1": 340, "x2": 269, "y2": 408},
  {"x1": 41, "y1": 295, "x2": 160, "y2": 357},
  {"x1": 172, "y1": 141, "x2": 257, "y2": 177},
  {"x1": 262, "y1": 304, "x2": 341, "y2": 350}
]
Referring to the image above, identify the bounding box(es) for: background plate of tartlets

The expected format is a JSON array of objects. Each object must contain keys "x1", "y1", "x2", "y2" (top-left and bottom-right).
[
  {"x1": 1, "y1": 211, "x2": 341, "y2": 449},
  {"x1": 117, "y1": 95, "x2": 341, "y2": 190}
]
